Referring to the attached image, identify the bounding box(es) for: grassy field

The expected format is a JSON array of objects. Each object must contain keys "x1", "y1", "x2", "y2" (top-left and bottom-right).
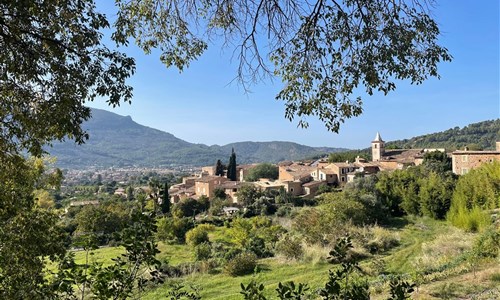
[{"x1": 69, "y1": 216, "x2": 499, "y2": 299}]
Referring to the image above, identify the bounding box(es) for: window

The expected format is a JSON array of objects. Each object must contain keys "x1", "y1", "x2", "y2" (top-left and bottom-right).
[
  {"x1": 290, "y1": 188, "x2": 294, "y2": 192},
  {"x1": 374, "y1": 144, "x2": 378, "y2": 149},
  {"x1": 341, "y1": 176, "x2": 345, "y2": 182},
  {"x1": 462, "y1": 155, "x2": 468, "y2": 162},
  {"x1": 461, "y1": 168, "x2": 469, "y2": 175}
]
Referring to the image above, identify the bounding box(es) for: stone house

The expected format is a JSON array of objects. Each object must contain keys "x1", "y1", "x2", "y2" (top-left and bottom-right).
[
  {"x1": 302, "y1": 181, "x2": 325, "y2": 198},
  {"x1": 326, "y1": 162, "x2": 357, "y2": 185},
  {"x1": 278, "y1": 164, "x2": 315, "y2": 182},
  {"x1": 253, "y1": 179, "x2": 286, "y2": 193},
  {"x1": 451, "y1": 142, "x2": 500, "y2": 175},
  {"x1": 218, "y1": 181, "x2": 245, "y2": 203},
  {"x1": 310, "y1": 168, "x2": 337, "y2": 184},
  {"x1": 201, "y1": 166, "x2": 216, "y2": 176},
  {"x1": 194, "y1": 175, "x2": 228, "y2": 198}
]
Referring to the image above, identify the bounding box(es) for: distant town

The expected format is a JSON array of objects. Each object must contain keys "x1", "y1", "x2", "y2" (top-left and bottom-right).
[{"x1": 62, "y1": 132, "x2": 500, "y2": 210}]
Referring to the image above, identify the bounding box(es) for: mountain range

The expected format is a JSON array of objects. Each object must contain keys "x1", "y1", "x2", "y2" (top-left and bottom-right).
[
  {"x1": 47, "y1": 108, "x2": 346, "y2": 168},
  {"x1": 47, "y1": 109, "x2": 500, "y2": 169}
]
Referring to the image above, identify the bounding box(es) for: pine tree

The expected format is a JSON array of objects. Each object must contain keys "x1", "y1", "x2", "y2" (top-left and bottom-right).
[
  {"x1": 227, "y1": 148, "x2": 237, "y2": 181},
  {"x1": 215, "y1": 159, "x2": 225, "y2": 176}
]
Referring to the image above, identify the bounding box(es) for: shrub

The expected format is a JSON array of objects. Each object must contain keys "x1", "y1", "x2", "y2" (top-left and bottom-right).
[
  {"x1": 448, "y1": 205, "x2": 491, "y2": 232},
  {"x1": 276, "y1": 235, "x2": 303, "y2": 260},
  {"x1": 208, "y1": 197, "x2": 231, "y2": 216},
  {"x1": 473, "y1": 227, "x2": 500, "y2": 258},
  {"x1": 193, "y1": 242, "x2": 212, "y2": 261},
  {"x1": 322, "y1": 193, "x2": 369, "y2": 225},
  {"x1": 185, "y1": 224, "x2": 214, "y2": 247},
  {"x1": 210, "y1": 241, "x2": 242, "y2": 261},
  {"x1": 448, "y1": 162, "x2": 500, "y2": 230},
  {"x1": 172, "y1": 198, "x2": 202, "y2": 218},
  {"x1": 156, "y1": 217, "x2": 194, "y2": 243},
  {"x1": 245, "y1": 236, "x2": 272, "y2": 258},
  {"x1": 276, "y1": 205, "x2": 292, "y2": 217},
  {"x1": 159, "y1": 261, "x2": 203, "y2": 277},
  {"x1": 224, "y1": 252, "x2": 258, "y2": 276}
]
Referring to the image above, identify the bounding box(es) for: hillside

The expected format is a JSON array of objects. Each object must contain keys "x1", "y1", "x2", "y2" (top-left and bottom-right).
[
  {"x1": 48, "y1": 108, "x2": 345, "y2": 168},
  {"x1": 386, "y1": 119, "x2": 500, "y2": 150}
]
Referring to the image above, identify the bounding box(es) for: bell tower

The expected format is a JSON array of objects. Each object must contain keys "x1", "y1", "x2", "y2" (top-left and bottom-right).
[{"x1": 371, "y1": 132, "x2": 385, "y2": 162}]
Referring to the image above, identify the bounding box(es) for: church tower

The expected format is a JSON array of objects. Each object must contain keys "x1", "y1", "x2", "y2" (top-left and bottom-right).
[{"x1": 371, "y1": 132, "x2": 385, "y2": 162}]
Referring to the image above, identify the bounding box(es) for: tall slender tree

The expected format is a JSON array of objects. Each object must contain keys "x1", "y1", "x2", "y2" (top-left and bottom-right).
[
  {"x1": 160, "y1": 181, "x2": 170, "y2": 214},
  {"x1": 227, "y1": 148, "x2": 237, "y2": 181},
  {"x1": 215, "y1": 159, "x2": 225, "y2": 177}
]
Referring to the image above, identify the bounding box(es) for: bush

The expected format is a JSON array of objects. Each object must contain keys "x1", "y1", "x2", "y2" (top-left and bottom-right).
[
  {"x1": 448, "y1": 205, "x2": 491, "y2": 232},
  {"x1": 244, "y1": 163, "x2": 278, "y2": 182},
  {"x1": 448, "y1": 162, "x2": 500, "y2": 230},
  {"x1": 224, "y1": 252, "x2": 258, "y2": 276},
  {"x1": 156, "y1": 217, "x2": 193, "y2": 243},
  {"x1": 276, "y1": 205, "x2": 292, "y2": 217},
  {"x1": 245, "y1": 236, "x2": 272, "y2": 258},
  {"x1": 185, "y1": 224, "x2": 214, "y2": 247},
  {"x1": 276, "y1": 235, "x2": 303, "y2": 260},
  {"x1": 210, "y1": 241, "x2": 242, "y2": 261},
  {"x1": 172, "y1": 198, "x2": 203, "y2": 218},
  {"x1": 473, "y1": 227, "x2": 500, "y2": 258},
  {"x1": 208, "y1": 197, "x2": 231, "y2": 216},
  {"x1": 193, "y1": 242, "x2": 212, "y2": 261},
  {"x1": 159, "y1": 261, "x2": 202, "y2": 277}
]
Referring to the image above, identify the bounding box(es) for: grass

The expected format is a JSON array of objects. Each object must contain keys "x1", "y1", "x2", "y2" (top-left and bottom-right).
[
  {"x1": 143, "y1": 258, "x2": 332, "y2": 300},
  {"x1": 65, "y1": 216, "x2": 497, "y2": 299},
  {"x1": 71, "y1": 241, "x2": 192, "y2": 267},
  {"x1": 383, "y1": 216, "x2": 450, "y2": 273}
]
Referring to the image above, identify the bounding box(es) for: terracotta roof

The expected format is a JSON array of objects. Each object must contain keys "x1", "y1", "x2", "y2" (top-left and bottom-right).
[
  {"x1": 254, "y1": 181, "x2": 285, "y2": 188},
  {"x1": 318, "y1": 168, "x2": 337, "y2": 174},
  {"x1": 381, "y1": 149, "x2": 424, "y2": 164},
  {"x1": 354, "y1": 162, "x2": 379, "y2": 168},
  {"x1": 195, "y1": 175, "x2": 228, "y2": 183},
  {"x1": 330, "y1": 162, "x2": 353, "y2": 168},
  {"x1": 282, "y1": 165, "x2": 315, "y2": 180},
  {"x1": 219, "y1": 181, "x2": 245, "y2": 189},
  {"x1": 302, "y1": 181, "x2": 325, "y2": 187}
]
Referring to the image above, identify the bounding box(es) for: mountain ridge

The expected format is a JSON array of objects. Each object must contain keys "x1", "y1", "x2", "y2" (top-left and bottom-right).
[{"x1": 48, "y1": 108, "x2": 346, "y2": 168}]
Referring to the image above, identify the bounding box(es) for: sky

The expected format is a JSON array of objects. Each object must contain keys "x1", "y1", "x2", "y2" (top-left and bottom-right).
[{"x1": 89, "y1": 1, "x2": 499, "y2": 149}]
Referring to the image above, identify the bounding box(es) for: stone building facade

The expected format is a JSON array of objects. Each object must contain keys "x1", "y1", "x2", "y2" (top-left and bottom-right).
[{"x1": 451, "y1": 142, "x2": 500, "y2": 175}]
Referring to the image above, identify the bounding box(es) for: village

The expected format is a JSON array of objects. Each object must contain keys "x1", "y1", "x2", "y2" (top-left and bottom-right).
[{"x1": 167, "y1": 133, "x2": 500, "y2": 206}]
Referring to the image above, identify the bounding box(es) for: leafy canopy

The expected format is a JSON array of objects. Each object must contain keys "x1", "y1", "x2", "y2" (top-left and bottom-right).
[
  {"x1": 1, "y1": 0, "x2": 451, "y2": 158},
  {"x1": 114, "y1": 0, "x2": 451, "y2": 132},
  {"x1": 0, "y1": 0, "x2": 135, "y2": 158}
]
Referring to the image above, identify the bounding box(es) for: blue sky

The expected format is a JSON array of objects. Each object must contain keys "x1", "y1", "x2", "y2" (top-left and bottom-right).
[{"x1": 89, "y1": 1, "x2": 499, "y2": 149}]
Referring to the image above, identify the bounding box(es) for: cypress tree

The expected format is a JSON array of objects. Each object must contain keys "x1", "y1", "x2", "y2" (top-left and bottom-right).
[
  {"x1": 227, "y1": 148, "x2": 237, "y2": 181},
  {"x1": 160, "y1": 181, "x2": 170, "y2": 214},
  {"x1": 215, "y1": 159, "x2": 225, "y2": 176}
]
